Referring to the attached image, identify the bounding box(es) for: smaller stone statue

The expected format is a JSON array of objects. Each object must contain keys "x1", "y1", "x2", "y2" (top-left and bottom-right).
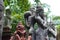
[{"x1": 10, "y1": 22, "x2": 26, "y2": 40}]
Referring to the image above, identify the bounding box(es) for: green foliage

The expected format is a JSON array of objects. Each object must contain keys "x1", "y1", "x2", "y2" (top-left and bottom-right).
[
  {"x1": 9, "y1": 0, "x2": 30, "y2": 13},
  {"x1": 4, "y1": 0, "x2": 31, "y2": 32},
  {"x1": 56, "y1": 25, "x2": 60, "y2": 34},
  {"x1": 53, "y1": 16, "x2": 60, "y2": 34},
  {"x1": 53, "y1": 16, "x2": 60, "y2": 20},
  {"x1": 56, "y1": 25, "x2": 60, "y2": 30},
  {"x1": 4, "y1": 0, "x2": 10, "y2": 6}
]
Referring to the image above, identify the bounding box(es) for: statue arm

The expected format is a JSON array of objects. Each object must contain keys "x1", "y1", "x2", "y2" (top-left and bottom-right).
[
  {"x1": 25, "y1": 18, "x2": 30, "y2": 27},
  {"x1": 24, "y1": 12, "x2": 31, "y2": 27},
  {"x1": 28, "y1": 16, "x2": 35, "y2": 33},
  {"x1": 35, "y1": 16, "x2": 47, "y2": 28},
  {"x1": 28, "y1": 16, "x2": 34, "y2": 27},
  {"x1": 49, "y1": 27, "x2": 57, "y2": 37}
]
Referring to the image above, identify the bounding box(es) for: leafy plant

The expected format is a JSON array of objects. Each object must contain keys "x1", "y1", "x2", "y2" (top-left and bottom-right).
[{"x1": 4, "y1": 0, "x2": 31, "y2": 32}]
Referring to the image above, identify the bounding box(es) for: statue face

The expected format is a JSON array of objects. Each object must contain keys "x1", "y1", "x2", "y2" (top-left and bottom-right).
[
  {"x1": 30, "y1": 7, "x2": 36, "y2": 13},
  {"x1": 36, "y1": 6, "x2": 44, "y2": 14},
  {"x1": 17, "y1": 25, "x2": 25, "y2": 31}
]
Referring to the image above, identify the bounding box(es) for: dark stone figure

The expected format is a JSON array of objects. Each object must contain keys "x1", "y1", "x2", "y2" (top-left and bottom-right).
[
  {"x1": 24, "y1": 5, "x2": 47, "y2": 40},
  {"x1": 0, "y1": 0, "x2": 4, "y2": 40},
  {"x1": 24, "y1": 5, "x2": 57, "y2": 40},
  {"x1": 24, "y1": 11, "x2": 31, "y2": 29},
  {"x1": 24, "y1": 7, "x2": 36, "y2": 39},
  {"x1": 31, "y1": 6, "x2": 47, "y2": 40},
  {"x1": 24, "y1": 6, "x2": 36, "y2": 29}
]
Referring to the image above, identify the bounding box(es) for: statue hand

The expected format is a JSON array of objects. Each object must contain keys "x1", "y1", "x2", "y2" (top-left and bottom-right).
[
  {"x1": 35, "y1": 16, "x2": 44, "y2": 23},
  {"x1": 29, "y1": 27, "x2": 34, "y2": 34}
]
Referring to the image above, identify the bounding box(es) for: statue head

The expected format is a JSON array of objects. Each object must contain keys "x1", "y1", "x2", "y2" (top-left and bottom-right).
[
  {"x1": 36, "y1": 5, "x2": 44, "y2": 14},
  {"x1": 24, "y1": 11, "x2": 31, "y2": 20},
  {"x1": 30, "y1": 5, "x2": 36, "y2": 13},
  {"x1": 16, "y1": 22, "x2": 26, "y2": 35},
  {"x1": 36, "y1": 5, "x2": 45, "y2": 19}
]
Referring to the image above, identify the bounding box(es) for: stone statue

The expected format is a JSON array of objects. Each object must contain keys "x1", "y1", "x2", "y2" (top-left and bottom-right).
[
  {"x1": 24, "y1": 6, "x2": 36, "y2": 30},
  {"x1": 28, "y1": 5, "x2": 47, "y2": 40},
  {"x1": 24, "y1": 7, "x2": 36, "y2": 40},
  {"x1": 24, "y1": 5, "x2": 57, "y2": 40},
  {"x1": 10, "y1": 22, "x2": 26, "y2": 40},
  {"x1": 0, "y1": 0, "x2": 4, "y2": 40}
]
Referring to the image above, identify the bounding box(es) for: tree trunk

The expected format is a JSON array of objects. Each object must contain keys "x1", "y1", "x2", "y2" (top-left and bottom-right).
[{"x1": 0, "y1": 0, "x2": 4, "y2": 40}]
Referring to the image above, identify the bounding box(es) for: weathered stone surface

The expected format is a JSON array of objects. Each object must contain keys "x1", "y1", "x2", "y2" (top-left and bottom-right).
[{"x1": 0, "y1": 0, "x2": 4, "y2": 40}]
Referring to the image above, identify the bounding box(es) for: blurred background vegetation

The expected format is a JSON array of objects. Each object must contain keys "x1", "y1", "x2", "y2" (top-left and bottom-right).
[{"x1": 3, "y1": 0, "x2": 60, "y2": 39}]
